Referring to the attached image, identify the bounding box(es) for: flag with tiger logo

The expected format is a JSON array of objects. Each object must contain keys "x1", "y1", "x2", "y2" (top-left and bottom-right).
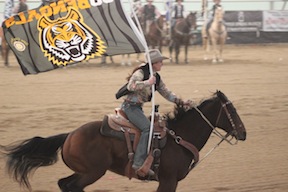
[{"x1": 2, "y1": 0, "x2": 146, "y2": 75}]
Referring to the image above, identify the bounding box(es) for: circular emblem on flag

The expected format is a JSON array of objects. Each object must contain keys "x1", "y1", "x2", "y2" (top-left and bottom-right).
[{"x1": 13, "y1": 41, "x2": 26, "y2": 52}]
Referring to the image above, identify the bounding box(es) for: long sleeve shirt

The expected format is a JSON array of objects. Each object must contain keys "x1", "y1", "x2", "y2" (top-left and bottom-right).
[{"x1": 125, "y1": 68, "x2": 178, "y2": 104}]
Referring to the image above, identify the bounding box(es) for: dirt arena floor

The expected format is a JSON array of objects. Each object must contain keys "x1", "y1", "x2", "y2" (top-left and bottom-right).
[{"x1": 0, "y1": 44, "x2": 287, "y2": 192}]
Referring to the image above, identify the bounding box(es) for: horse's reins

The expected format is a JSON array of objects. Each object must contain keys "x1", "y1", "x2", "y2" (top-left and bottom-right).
[
  {"x1": 165, "y1": 99, "x2": 239, "y2": 173},
  {"x1": 195, "y1": 100, "x2": 238, "y2": 144},
  {"x1": 191, "y1": 100, "x2": 239, "y2": 168}
]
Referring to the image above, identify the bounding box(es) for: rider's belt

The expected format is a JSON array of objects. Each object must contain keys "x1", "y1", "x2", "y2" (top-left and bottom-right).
[{"x1": 124, "y1": 99, "x2": 143, "y2": 107}]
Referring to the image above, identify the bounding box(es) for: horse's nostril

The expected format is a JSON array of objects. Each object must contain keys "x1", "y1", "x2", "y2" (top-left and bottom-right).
[
  {"x1": 243, "y1": 131, "x2": 247, "y2": 140},
  {"x1": 239, "y1": 131, "x2": 247, "y2": 141}
]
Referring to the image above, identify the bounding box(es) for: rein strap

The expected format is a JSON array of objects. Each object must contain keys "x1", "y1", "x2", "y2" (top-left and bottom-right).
[{"x1": 165, "y1": 128, "x2": 199, "y2": 171}]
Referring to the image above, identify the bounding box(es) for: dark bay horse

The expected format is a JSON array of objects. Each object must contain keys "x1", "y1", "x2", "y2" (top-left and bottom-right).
[
  {"x1": 0, "y1": 90, "x2": 246, "y2": 192},
  {"x1": 169, "y1": 12, "x2": 197, "y2": 64},
  {"x1": 146, "y1": 15, "x2": 166, "y2": 52}
]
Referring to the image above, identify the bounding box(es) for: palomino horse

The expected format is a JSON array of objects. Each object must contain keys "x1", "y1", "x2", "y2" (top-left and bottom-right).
[
  {"x1": 0, "y1": 91, "x2": 246, "y2": 192},
  {"x1": 146, "y1": 15, "x2": 166, "y2": 52},
  {"x1": 0, "y1": 27, "x2": 10, "y2": 66},
  {"x1": 202, "y1": 7, "x2": 227, "y2": 63},
  {"x1": 169, "y1": 12, "x2": 197, "y2": 64}
]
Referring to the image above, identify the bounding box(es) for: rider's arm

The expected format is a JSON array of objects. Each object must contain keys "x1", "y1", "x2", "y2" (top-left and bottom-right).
[{"x1": 157, "y1": 79, "x2": 179, "y2": 103}]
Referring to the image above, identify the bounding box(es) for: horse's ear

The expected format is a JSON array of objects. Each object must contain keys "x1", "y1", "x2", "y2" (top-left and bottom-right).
[{"x1": 216, "y1": 90, "x2": 228, "y2": 102}]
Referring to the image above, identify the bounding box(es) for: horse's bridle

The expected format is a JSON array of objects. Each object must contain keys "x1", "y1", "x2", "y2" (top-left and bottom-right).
[
  {"x1": 164, "y1": 99, "x2": 239, "y2": 172},
  {"x1": 194, "y1": 100, "x2": 238, "y2": 145}
]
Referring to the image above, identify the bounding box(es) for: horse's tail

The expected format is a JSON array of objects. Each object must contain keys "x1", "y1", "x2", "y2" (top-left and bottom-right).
[{"x1": 0, "y1": 133, "x2": 69, "y2": 190}]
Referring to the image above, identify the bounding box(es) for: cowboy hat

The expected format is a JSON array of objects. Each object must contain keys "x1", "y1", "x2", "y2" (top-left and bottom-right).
[{"x1": 146, "y1": 49, "x2": 169, "y2": 64}]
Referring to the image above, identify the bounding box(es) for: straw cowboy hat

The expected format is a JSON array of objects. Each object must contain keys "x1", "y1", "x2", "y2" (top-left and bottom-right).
[{"x1": 145, "y1": 49, "x2": 169, "y2": 64}]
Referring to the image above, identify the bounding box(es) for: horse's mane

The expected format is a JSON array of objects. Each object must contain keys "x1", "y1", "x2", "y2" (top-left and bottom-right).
[{"x1": 164, "y1": 92, "x2": 219, "y2": 125}]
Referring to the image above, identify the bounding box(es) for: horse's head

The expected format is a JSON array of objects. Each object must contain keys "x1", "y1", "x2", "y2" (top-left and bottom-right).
[
  {"x1": 214, "y1": 90, "x2": 246, "y2": 141},
  {"x1": 157, "y1": 15, "x2": 166, "y2": 29},
  {"x1": 214, "y1": 7, "x2": 225, "y2": 23},
  {"x1": 186, "y1": 12, "x2": 197, "y2": 30}
]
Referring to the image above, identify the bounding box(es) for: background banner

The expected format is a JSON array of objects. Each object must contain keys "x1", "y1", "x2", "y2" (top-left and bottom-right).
[
  {"x1": 224, "y1": 11, "x2": 262, "y2": 32},
  {"x1": 262, "y1": 10, "x2": 288, "y2": 32}
]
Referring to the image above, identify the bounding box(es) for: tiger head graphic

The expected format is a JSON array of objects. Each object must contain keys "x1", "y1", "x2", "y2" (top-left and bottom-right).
[{"x1": 38, "y1": 8, "x2": 106, "y2": 66}]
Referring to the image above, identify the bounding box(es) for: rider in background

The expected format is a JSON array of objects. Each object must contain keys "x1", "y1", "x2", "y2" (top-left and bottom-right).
[
  {"x1": 119, "y1": 49, "x2": 188, "y2": 176},
  {"x1": 206, "y1": 0, "x2": 222, "y2": 34},
  {"x1": 141, "y1": 0, "x2": 161, "y2": 35},
  {"x1": 171, "y1": 0, "x2": 185, "y2": 29}
]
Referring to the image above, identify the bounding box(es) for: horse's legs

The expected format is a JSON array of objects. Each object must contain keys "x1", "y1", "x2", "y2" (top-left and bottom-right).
[
  {"x1": 4, "y1": 47, "x2": 9, "y2": 66},
  {"x1": 175, "y1": 43, "x2": 180, "y2": 64},
  {"x1": 218, "y1": 42, "x2": 223, "y2": 62},
  {"x1": 210, "y1": 38, "x2": 218, "y2": 63},
  {"x1": 100, "y1": 56, "x2": 106, "y2": 64},
  {"x1": 58, "y1": 174, "x2": 83, "y2": 192},
  {"x1": 109, "y1": 56, "x2": 114, "y2": 64},
  {"x1": 202, "y1": 36, "x2": 209, "y2": 60},
  {"x1": 121, "y1": 54, "x2": 126, "y2": 66},
  {"x1": 218, "y1": 38, "x2": 226, "y2": 62},
  {"x1": 184, "y1": 43, "x2": 189, "y2": 64},
  {"x1": 1, "y1": 39, "x2": 9, "y2": 66},
  {"x1": 121, "y1": 54, "x2": 131, "y2": 66},
  {"x1": 58, "y1": 169, "x2": 107, "y2": 192},
  {"x1": 168, "y1": 40, "x2": 174, "y2": 63},
  {"x1": 157, "y1": 179, "x2": 178, "y2": 192}
]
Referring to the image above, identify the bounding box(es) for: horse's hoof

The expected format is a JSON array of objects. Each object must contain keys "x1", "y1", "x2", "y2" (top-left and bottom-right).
[
  {"x1": 212, "y1": 59, "x2": 217, "y2": 63},
  {"x1": 218, "y1": 59, "x2": 224, "y2": 62}
]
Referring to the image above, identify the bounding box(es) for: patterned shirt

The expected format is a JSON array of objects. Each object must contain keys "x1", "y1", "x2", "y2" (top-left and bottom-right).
[{"x1": 125, "y1": 68, "x2": 178, "y2": 104}]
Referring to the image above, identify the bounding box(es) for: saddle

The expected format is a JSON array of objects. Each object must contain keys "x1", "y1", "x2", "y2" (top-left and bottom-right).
[{"x1": 100, "y1": 107, "x2": 167, "y2": 179}]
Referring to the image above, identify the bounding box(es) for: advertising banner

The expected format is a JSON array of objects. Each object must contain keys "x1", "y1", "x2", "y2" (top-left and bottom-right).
[
  {"x1": 224, "y1": 11, "x2": 262, "y2": 32},
  {"x1": 262, "y1": 10, "x2": 288, "y2": 32}
]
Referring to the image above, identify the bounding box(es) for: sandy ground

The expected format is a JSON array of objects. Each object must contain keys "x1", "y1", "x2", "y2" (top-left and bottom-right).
[{"x1": 0, "y1": 44, "x2": 288, "y2": 192}]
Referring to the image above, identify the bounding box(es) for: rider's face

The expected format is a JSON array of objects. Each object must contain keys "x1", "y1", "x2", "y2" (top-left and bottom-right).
[{"x1": 152, "y1": 61, "x2": 163, "y2": 72}]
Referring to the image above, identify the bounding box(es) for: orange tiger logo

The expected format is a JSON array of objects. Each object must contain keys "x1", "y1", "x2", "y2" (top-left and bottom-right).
[{"x1": 38, "y1": 8, "x2": 106, "y2": 66}]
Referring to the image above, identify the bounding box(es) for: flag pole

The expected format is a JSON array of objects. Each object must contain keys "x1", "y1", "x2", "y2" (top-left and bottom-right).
[{"x1": 128, "y1": 0, "x2": 155, "y2": 154}]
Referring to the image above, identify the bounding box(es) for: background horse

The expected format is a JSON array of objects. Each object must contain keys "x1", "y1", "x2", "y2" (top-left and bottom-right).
[
  {"x1": 0, "y1": 27, "x2": 10, "y2": 66},
  {"x1": 202, "y1": 7, "x2": 227, "y2": 63},
  {"x1": 0, "y1": 91, "x2": 246, "y2": 192},
  {"x1": 146, "y1": 15, "x2": 166, "y2": 52},
  {"x1": 169, "y1": 12, "x2": 197, "y2": 64}
]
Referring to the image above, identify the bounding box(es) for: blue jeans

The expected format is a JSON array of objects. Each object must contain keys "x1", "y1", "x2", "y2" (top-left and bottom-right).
[{"x1": 121, "y1": 101, "x2": 150, "y2": 167}]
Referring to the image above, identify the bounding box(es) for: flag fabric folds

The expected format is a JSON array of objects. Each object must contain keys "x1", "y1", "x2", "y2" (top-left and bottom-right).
[{"x1": 2, "y1": 0, "x2": 146, "y2": 75}]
